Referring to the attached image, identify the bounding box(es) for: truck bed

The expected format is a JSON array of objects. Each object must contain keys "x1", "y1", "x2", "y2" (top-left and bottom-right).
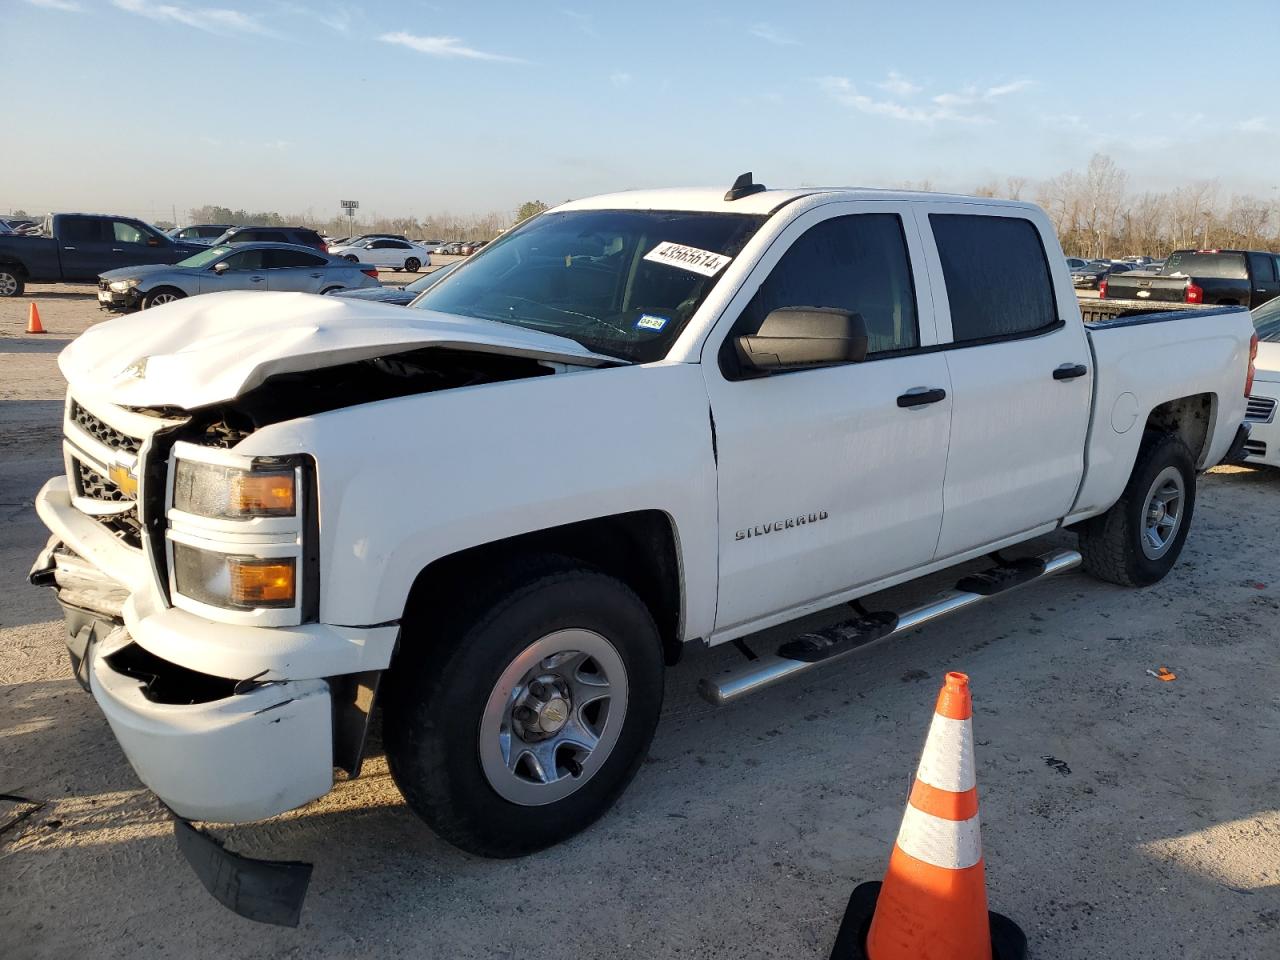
[{"x1": 1080, "y1": 299, "x2": 1231, "y2": 326}]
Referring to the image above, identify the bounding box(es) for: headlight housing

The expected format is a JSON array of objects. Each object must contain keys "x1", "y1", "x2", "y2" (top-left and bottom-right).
[
  {"x1": 109, "y1": 279, "x2": 139, "y2": 292},
  {"x1": 165, "y1": 444, "x2": 315, "y2": 626}
]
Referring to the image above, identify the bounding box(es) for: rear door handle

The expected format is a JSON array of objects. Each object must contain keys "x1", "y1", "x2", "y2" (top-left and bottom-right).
[
  {"x1": 1053, "y1": 363, "x2": 1088, "y2": 381},
  {"x1": 310, "y1": 273, "x2": 323, "y2": 278},
  {"x1": 897, "y1": 387, "x2": 947, "y2": 408},
  {"x1": 249, "y1": 276, "x2": 264, "y2": 283}
]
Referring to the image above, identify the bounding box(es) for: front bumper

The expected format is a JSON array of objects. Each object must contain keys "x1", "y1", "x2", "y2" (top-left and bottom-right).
[
  {"x1": 97, "y1": 284, "x2": 142, "y2": 312},
  {"x1": 1243, "y1": 384, "x2": 1280, "y2": 467}
]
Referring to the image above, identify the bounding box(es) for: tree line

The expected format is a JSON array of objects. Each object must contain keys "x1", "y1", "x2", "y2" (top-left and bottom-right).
[{"x1": 183, "y1": 158, "x2": 1279, "y2": 258}]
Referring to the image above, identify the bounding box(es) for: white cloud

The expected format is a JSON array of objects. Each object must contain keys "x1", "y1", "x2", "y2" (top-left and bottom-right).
[
  {"x1": 821, "y1": 76, "x2": 993, "y2": 125},
  {"x1": 111, "y1": 0, "x2": 265, "y2": 34},
  {"x1": 609, "y1": 71, "x2": 631, "y2": 87},
  {"x1": 933, "y1": 80, "x2": 1033, "y2": 108},
  {"x1": 1237, "y1": 116, "x2": 1269, "y2": 133},
  {"x1": 984, "y1": 79, "x2": 1033, "y2": 98},
  {"x1": 316, "y1": 4, "x2": 357, "y2": 32},
  {"x1": 24, "y1": 0, "x2": 83, "y2": 11},
  {"x1": 378, "y1": 31, "x2": 524, "y2": 63},
  {"x1": 876, "y1": 71, "x2": 921, "y2": 98},
  {"x1": 749, "y1": 23, "x2": 798, "y2": 46}
]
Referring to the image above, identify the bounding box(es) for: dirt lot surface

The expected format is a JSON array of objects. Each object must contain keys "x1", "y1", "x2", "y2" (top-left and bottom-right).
[{"x1": 2, "y1": 283, "x2": 1278, "y2": 960}]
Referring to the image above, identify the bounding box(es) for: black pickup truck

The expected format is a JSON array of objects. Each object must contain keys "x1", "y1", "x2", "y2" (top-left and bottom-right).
[
  {"x1": 0, "y1": 213, "x2": 205, "y2": 297},
  {"x1": 1101, "y1": 248, "x2": 1280, "y2": 308}
]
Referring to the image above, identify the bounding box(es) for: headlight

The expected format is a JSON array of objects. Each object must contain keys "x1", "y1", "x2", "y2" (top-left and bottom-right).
[
  {"x1": 109, "y1": 279, "x2": 138, "y2": 292},
  {"x1": 174, "y1": 459, "x2": 296, "y2": 519},
  {"x1": 172, "y1": 544, "x2": 296, "y2": 609}
]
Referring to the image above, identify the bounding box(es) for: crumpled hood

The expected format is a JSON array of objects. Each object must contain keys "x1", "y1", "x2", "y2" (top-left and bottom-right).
[
  {"x1": 59, "y1": 290, "x2": 621, "y2": 409},
  {"x1": 99, "y1": 263, "x2": 184, "y2": 282}
]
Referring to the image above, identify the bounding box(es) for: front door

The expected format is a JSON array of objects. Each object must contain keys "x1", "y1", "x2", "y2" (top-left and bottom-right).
[
  {"x1": 913, "y1": 205, "x2": 1093, "y2": 558},
  {"x1": 705, "y1": 203, "x2": 953, "y2": 636},
  {"x1": 198, "y1": 248, "x2": 267, "y2": 294}
]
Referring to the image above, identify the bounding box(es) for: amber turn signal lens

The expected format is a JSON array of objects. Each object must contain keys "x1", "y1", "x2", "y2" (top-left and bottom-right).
[
  {"x1": 231, "y1": 470, "x2": 295, "y2": 516},
  {"x1": 229, "y1": 558, "x2": 296, "y2": 607}
]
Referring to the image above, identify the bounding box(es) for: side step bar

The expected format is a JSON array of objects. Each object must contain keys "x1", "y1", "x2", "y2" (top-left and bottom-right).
[{"x1": 698, "y1": 548, "x2": 1081, "y2": 706}]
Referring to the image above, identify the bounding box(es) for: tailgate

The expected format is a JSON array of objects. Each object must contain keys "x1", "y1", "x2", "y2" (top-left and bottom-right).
[{"x1": 1103, "y1": 273, "x2": 1187, "y2": 303}]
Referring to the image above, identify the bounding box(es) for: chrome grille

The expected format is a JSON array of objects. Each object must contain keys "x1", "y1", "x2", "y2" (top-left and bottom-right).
[
  {"x1": 74, "y1": 460, "x2": 131, "y2": 502},
  {"x1": 69, "y1": 399, "x2": 141, "y2": 454},
  {"x1": 1245, "y1": 396, "x2": 1276, "y2": 424}
]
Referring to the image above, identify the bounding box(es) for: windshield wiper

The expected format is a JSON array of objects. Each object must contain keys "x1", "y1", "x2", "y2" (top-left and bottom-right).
[{"x1": 499, "y1": 295, "x2": 632, "y2": 340}]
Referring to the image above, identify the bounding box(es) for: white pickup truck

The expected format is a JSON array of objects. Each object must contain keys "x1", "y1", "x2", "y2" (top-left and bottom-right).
[{"x1": 31, "y1": 177, "x2": 1257, "y2": 921}]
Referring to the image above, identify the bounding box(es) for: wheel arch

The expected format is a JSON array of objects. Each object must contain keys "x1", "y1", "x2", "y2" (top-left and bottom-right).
[
  {"x1": 401, "y1": 510, "x2": 686, "y2": 665},
  {"x1": 1142, "y1": 392, "x2": 1214, "y2": 468},
  {"x1": 0, "y1": 258, "x2": 29, "y2": 278}
]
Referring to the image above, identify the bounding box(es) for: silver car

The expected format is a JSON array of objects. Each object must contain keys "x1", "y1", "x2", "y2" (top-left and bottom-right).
[{"x1": 96, "y1": 242, "x2": 382, "y2": 312}]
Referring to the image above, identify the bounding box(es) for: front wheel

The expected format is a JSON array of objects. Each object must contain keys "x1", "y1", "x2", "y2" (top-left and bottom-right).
[
  {"x1": 141, "y1": 287, "x2": 185, "y2": 309},
  {"x1": 404, "y1": 257, "x2": 420, "y2": 272},
  {"x1": 0, "y1": 267, "x2": 24, "y2": 298},
  {"x1": 383, "y1": 560, "x2": 664, "y2": 857},
  {"x1": 343, "y1": 254, "x2": 358, "y2": 262},
  {"x1": 1079, "y1": 431, "x2": 1196, "y2": 587}
]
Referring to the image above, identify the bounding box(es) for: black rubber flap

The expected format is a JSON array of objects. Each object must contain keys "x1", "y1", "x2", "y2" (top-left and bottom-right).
[
  {"x1": 174, "y1": 818, "x2": 312, "y2": 927},
  {"x1": 829, "y1": 881, "x2": 1028, "y2": 960},
  {"x1": 956, "y1": 557, "x2": 1046, "y2": 597},
  {"x1": 778, "y1": 611, "x2": 898, "y2": 663}
]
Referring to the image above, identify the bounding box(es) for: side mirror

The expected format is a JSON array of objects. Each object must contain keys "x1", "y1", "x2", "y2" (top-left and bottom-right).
[
  {"x1": 364, "y1": 242, "x2": 376, "y2": 249},
  {"x1": 735, "y1": 307, "x2": 868, "y2": 372},
  {"x1": 212, "y1": 261, "x2": 230, "y2": 274}
]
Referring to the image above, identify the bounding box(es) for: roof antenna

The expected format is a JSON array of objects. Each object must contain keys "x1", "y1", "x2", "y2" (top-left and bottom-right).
[{"x1": 724, "y1": 172, "x2": 766, "y2": 201}]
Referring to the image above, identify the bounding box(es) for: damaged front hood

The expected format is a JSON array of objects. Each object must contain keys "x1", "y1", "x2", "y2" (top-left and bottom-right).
[{"x1": 60, "y1": 291, "x2": 621, "y2": 408}]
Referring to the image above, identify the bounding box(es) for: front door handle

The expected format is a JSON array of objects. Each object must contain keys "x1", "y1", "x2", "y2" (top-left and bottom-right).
[
  {"x1": 1053, "y1": 363, "x2": 1088, "y2": 381},
  {"x1": 897, "y1": 387, "x2": 947, "y2": 408},
  {"x1": 249, "y1": 276, "x2": 264, "y2": 283}
]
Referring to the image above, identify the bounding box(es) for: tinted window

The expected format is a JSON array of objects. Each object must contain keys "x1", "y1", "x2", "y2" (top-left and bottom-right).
[
  {"x1": 733, "y1": 213, "x2": 919, "y2": 357},
  {"x1": 221, "y1": 250, "x2": 265, "y2": 270},
  {"x1": 231, "y1": 230, "x2": 260, "y2": 243},
  {"x1": 369, "y1": 239, "x2": 394, "y2": 249},
  {"x1": 1161, "y1": 251, "x2": 1247, "y2": 279},
  {"x1": 61, "y1": 216, "x2": 104, "y2": 242},
  {"x1": 930, "y1": 214, "x2": 1056, "y2": 342},
  {"x1": 259, "y1": 231, "x2": 288, "y2": 243},
  {"x1": 1247, "y1": 253, "x2": 1276, "y2": 283},
  {"x1": 264, "y1": 249, "x2": 325, "y2": 269}
]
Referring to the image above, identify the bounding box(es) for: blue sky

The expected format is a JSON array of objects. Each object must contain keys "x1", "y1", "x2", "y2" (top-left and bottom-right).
[{"x1": 8, "y1": 0, "x2": 1279, "y2": 222}]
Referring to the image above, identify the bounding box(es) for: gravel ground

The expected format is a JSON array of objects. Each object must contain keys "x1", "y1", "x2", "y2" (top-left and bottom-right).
[{"x1": 1, "y1": 283, "x2": 1277, "y2": 960}]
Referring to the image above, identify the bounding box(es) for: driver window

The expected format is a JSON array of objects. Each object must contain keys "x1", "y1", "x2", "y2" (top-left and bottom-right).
[
  {"x1": 725, "y1": 213, "x2": 920, "y2": 368},
  {"x1": 220, "y1": 250, "x2": 265, "y2": 271},
  {"x1": 112, "y1": 221, "x2": 148, "y2": 244}
]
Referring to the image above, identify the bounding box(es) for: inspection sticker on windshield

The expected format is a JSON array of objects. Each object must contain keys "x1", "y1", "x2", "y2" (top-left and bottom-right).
[
  {"x1": 643, "y1": 241, "x2": 732, "y2": 277},
  {"x1": 635, "y1": 314, "x2": 668, "y2": 331}
]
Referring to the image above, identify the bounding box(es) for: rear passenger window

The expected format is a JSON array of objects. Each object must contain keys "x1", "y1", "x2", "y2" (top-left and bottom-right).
[
  {"x1": 265, "y1": 250, "x2": 325, "y2": 268},
  {"x1": 930, "y1": 214, "x2": 1057, "y2": 343},
  {"x1": 61, "y1": 217, "x2": 104, "y2": 242},
  {"x1": 733, "y1": 213, "x2": 919, "y2": 357},
  {"x1": 1248, "y1": 253, "x2": 1276, "y2": 283}
]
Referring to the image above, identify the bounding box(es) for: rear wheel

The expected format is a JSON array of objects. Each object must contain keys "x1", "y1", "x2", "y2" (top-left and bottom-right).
[
  {"x1": 141, "y1": 287, "x2": 185, "y2": 310},
  {"x1": 383, "y1": 559, "x2": 664, "y2": 857},
  {"x1": 343, "y1": 254, "x2": 359, "y2": 262},
  {"x1": 404, "y1": 257, "x2": 420, "y2": 272},
  {"x1": 0, "y1": 267, "x2": 24, "y2": 298},
  {"x1": 1079, "y1": 431, "x2": 1196, "y2": 586}
]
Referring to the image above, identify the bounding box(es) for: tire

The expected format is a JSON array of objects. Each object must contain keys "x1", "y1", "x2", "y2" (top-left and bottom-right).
[
  {"x1": 1079, "y1": 431, "x2": 1196, "y2": 587},
  {"x1": 343, "y1": 254, "x2": 359, "y2": 262},
  {"x1": 0, "y1": 266, "x2": 24, "y2": 298},
  {"x1": 383, "y1": 558, "x2": 664, "y2": 858},
  {"x1": 404, "y1": 257, "x2": 420, "y2": 273},
  {"x1": 140, "y1": 287, "x2": 185, "y2": 310},
  {"x1": 319, "y1": 286, "x2": 342, "y2": 295}
]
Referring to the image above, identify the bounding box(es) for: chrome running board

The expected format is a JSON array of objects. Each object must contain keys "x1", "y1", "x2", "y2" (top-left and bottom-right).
[{"x1": 697, "y1": 548, "x2": 1082, "y2": 706}]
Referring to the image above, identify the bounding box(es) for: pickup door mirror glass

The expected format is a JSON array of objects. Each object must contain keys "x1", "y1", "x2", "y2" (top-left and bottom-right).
[{"x1": 735, "y1": 307, "x2": 868, "y2": 372}]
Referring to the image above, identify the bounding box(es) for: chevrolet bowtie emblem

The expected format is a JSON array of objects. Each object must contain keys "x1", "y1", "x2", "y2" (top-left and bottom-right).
[{"x1": 108, "y1": 460, "x2": 139, "y2": 497}]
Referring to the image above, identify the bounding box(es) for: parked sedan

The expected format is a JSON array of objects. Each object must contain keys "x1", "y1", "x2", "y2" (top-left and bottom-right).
[
  {"x1": 1071, "y1": 260, "x2": 1134, "y2": 290},
  {"x1": 328, "y1": 237, "x2": 434, "y2": 272},
  {"x1": 96, "y1": 242, "x2": 380, "y2": 312},
  {"x1": 1244, "y1": 295, "x2": 1280, "y2": 468},
  {"x1": 327, "y1": 261, "x2": 461, "y2": 305},
  {"x1": 168, "y1": 223, "x2": 236, "y2": 244}
]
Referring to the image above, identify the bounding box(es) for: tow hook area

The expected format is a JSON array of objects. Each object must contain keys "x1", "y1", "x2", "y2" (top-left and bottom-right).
[{"x1": 173, "y1": 817, "x2": 313, "y2": 927}]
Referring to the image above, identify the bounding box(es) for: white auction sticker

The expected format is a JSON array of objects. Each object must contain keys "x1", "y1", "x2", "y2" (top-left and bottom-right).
[{"x1": 643, "y1": 241, "x2": 732, "y2": 277}]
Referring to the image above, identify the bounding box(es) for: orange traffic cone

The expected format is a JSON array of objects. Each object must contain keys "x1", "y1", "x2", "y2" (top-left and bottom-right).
[
  {"x1": 830, "y1": 672, "x2": 1026, "y2": 960},
  {"x1": 27, "y1": 302, "x2": 45, "y2": 334}
]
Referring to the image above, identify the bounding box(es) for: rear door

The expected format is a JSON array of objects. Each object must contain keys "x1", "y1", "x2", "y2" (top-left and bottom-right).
[
  {"x1": 262, "y1": 248, "x2": 331, "y2": 292},
  {"x1": 57, "y1": 216, "x2": 114, "y2": 280},
  {"x1": 704, "y1": 202, "x2": 953, "y2": 635},
  {"x1": 915, "y1": 205, "x2": 1092, "y2": 558},
  {"x1": 1247, "y1": 252, "x2": 1280, "y2": 308}
]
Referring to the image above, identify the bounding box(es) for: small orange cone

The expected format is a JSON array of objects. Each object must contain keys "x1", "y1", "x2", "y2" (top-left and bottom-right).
[
  {"x1": 27, "y1": 302, "x2": 45, "y2": 334},
  {"x1": 830, "y1": 672, "x2": 1026, "y2": 960}
]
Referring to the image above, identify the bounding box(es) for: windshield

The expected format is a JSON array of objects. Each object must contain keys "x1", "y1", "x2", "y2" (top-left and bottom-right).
[
  {"x1": 177, "y1": 245, "x2": 232, "y2": 268},
  {"x1": 405, "y1": 261, "x2": 460, "y2": 293},
  {"x1": 411, "y1": 209, "x2": 766, "y2": 362},
  {"x1": 1253, "y1": 297, "x2": 1280, "y2": 342},
  {"x1": 1160, "y1": 251, "x2": 1247, "y2": 279}
]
